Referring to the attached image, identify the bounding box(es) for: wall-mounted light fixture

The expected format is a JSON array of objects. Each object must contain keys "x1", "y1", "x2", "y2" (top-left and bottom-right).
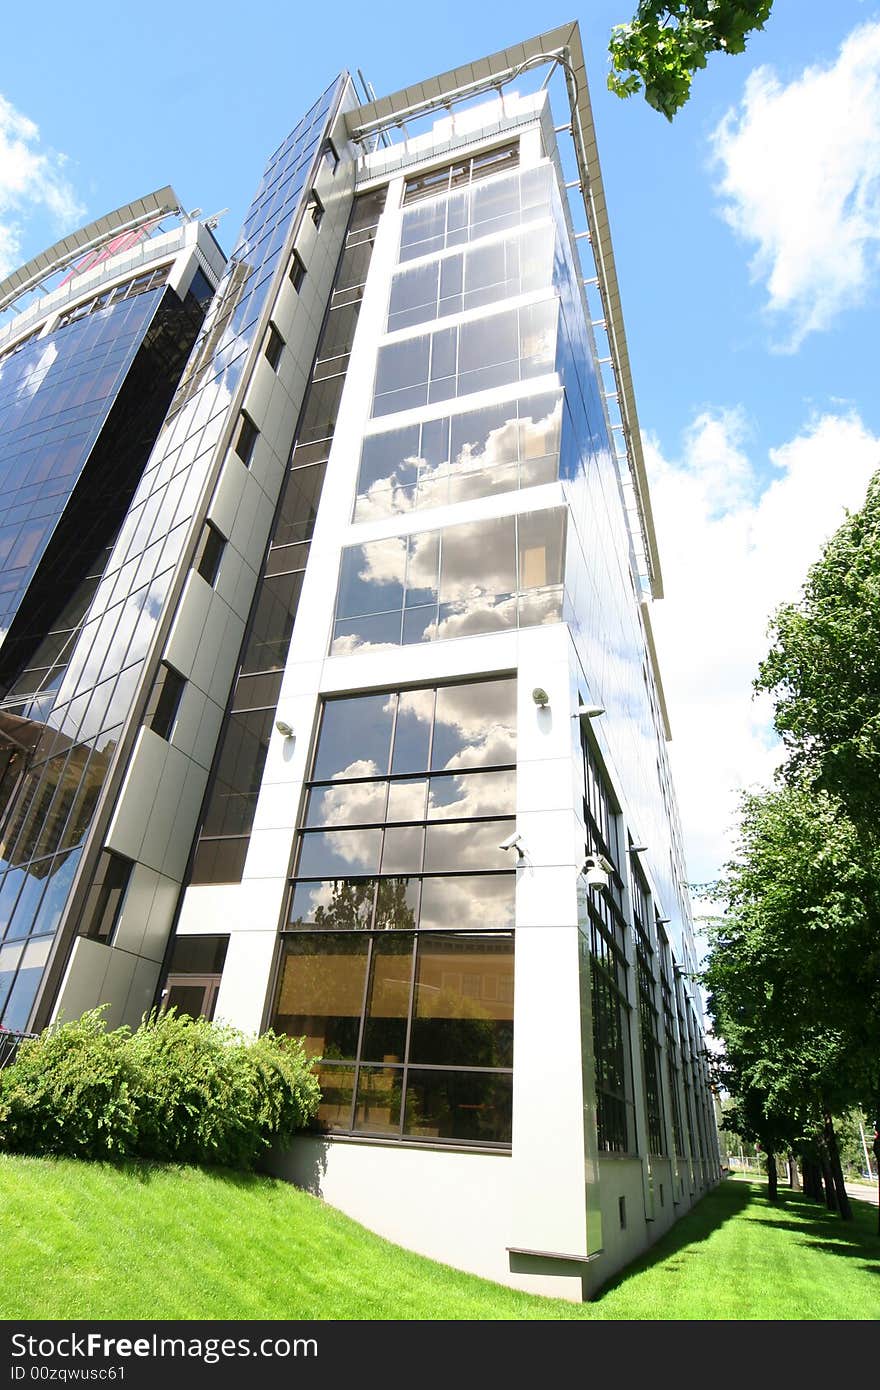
[
  {"x1": 629, "y1": 844, "x2": 647, "y2": 855},
  {"x1": 275, "y1": 720, "x2": 294, "y2": 738},
  {"x1": 531, "y1": 687, "x2": 549, "y2": 707}
]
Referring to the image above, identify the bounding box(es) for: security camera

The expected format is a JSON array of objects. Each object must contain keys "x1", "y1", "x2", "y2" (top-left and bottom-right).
[
  {"x1": 499, "y1": 831, "x2": 525, "y2": 860},
  {"x1": 582, "y1": 852, "x2": 614, "y2": 891}
]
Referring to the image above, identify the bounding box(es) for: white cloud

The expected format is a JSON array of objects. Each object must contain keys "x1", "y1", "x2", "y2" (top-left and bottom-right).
[
  {"x1": 711, "y1": 20, "x2": 880, "y2": 348},
  {"x1": 647, "y1": 408, "x2": 880, "y2": 883},
  {"x1": 0, "y1": 93, "x2": 85, "y2": 278}
]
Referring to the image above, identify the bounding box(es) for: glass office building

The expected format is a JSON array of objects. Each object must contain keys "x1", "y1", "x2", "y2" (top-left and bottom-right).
[
  {"x1": 1, "y1": 25, "x2": 718, "y2": 1301},
  {"x1": 0, "y1": 199, "x2": 225, "y2": 1031}
]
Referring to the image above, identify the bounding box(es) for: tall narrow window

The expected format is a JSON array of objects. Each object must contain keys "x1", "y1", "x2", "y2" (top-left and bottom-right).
[
  {"x1": 309, "y1": 192, "x2": 325, "y2": 229},
  {"x1": 145, "y1": 663, "x2": 186, "y2": 741},
  {"x1": 79, "y1": 851, "x2": 133, "y2": 944},
  {"x1": 581, "y1": 730, "x2": 633, "y2": 1154},
  {"x1": 193, "y1": 521, "x2": 225, "y2": 587},
  {"x1": 234, "y1": 411, "x2": 259, "y2": 466},
  {"x1": 264, "y1": 323, "x2": 285, "y2": 372},
  {"x1": 289, "y1": 250, "x2": 307, "y2": 293}
]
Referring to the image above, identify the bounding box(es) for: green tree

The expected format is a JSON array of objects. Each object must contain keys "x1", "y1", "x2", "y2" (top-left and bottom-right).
[
  {"x1": 608, "y1": 2, "x2": 773, "y2": 119},
  {"x1": 704, "y1": 784, "x2": 880, "y2": 1217},
  {"x1": 757, "y1": 472, "x2": 880, "y2": 829}
]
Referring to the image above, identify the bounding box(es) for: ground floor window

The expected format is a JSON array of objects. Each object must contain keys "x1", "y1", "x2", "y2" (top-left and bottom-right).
[
  {"x1": 271, "y1": 927, "x2": 513, "y2": 1146},
  {"x1": 161, "y1": 934, "x2": 229, "y2": 1021}
]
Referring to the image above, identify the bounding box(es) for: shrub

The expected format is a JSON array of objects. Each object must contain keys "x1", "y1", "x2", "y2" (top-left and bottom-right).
[
  {"x1": 0, "y1": 1007, "x2": 320, "y2": 1168},
  {"x1": 0, "y1": 1010, "x2": 138, "y2": 1159},
  {"x1": 127, "y1": 1012, "x2": 320, "y2": 1167}
]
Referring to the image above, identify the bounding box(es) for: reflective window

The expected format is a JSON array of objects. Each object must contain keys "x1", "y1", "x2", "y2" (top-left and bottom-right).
[
  {"x1": 289, "y1": 250, "x2": 307, "y2": 293},
  {"x1": 78, "y1": 850, "x2": 132, "y2": 943},
  {"x1": 388, "y1": 225, "x2": 554, "y2": 332},
  {"x1": 273, "y1": 933, "x2": 369, "y2": 1060},
  {"x1": 371, "y1": 300, "x2": 558, "y2": 420},
  {"x1": 402, "y1": 142, "x2": 519, "y2": 206},
  {"x1": 234, "y1": 412, "x2": 259, "y2": 466},
  {"x1": 331, "y1": 509, "x2": 566, "y2": 654},
  {"x1": 0, "y1": 270, "x2": 212, "y2": 1028},
  {"x1": 144, "y1": 662, "x2": 185, "y2": 741},
  {"x1": 633, "y1": 865, "x2": 665, "y2": 1156},
  {"x1": 193, "y1": 521, "x2": 225, "y2": 587},
  {"x1": 400, "y1": 165, "x2": 550, "y2": 263},
  {"x1": 658, "y1": 926, "x2": 686, "y2": 1157},
  {"x1": 354, "y1": 393, "x2": 561, "y2": 520},
  {"x1": 410, "y1": 934, "x2": 513, "y2": 1067},
  {"x1": 309, "y1": 192, "x2": 325, "y2": 228},
  {"x1": 272, "y1": 930, "x2": 514, "y2": 1147},
  {"x1": 264, "y1": 322, "x2": 285, "y2": 372},
  {"x1": 311, "y1": 692, "x2": 395, "y2": 781},
  {"x1": 579, "y1": 726, "x2": 634, "y2": 1156},
  {"x1": 296, "y1": 828, "x2": 383, "y2": 878},
  {"x1": 403, "y1": 1068, "x2": 512, "y2": 1145}
]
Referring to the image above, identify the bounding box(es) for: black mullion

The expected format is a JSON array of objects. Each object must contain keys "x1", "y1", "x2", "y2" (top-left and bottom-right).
[
  {"x1": 401, "y1": 1062, "x2": 513, "y2": 1075},
  {"x1": 301, "y1": 813, "x2": 516, "y2": 833}
]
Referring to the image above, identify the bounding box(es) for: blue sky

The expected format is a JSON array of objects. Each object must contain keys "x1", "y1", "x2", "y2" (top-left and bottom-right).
[{"x1": 3, "y1": 1, "x2": 879, "y2": 887}]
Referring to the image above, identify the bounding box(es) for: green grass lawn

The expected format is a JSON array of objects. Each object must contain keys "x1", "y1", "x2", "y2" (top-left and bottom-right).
[{"x1": 0, "y1": 1158, "x2": 876, "y2": 1319}]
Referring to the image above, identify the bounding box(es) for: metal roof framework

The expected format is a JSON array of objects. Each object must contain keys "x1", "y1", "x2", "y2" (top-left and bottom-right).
[
  {"x1": 0, "y1": 186, "x2": 183, "y2": 319},
  {"x1": 345, "y1": 20, "x2": 663, "y2": 601}
]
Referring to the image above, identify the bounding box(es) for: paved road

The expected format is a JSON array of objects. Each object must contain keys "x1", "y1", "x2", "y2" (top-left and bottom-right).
[{"x1": 845, "y1": 1181, "x2": 878, "y2": 1207}]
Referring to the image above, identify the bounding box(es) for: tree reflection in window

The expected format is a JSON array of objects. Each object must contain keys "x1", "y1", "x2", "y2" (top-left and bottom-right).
[{"x1": 274, "y1": 678, "x2": 517, "y2": 1144}]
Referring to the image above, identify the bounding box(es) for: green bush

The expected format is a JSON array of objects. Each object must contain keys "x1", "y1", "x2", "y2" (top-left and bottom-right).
[
  {"x1": 0, "y1": 1011, "x2": 138, "y2": 1160},
  {"x1": 127, "y1": 1012, "x2": 320, "y2": 1167},
  {"x1": 0, "y1": 1008, "x2": 320, "y2": 1168}
]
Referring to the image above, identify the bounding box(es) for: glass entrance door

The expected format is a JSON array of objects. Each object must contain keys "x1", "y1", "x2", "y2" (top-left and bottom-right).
[{"x1": 162, "y1": 974, "x2": 221, "y2": 1021}]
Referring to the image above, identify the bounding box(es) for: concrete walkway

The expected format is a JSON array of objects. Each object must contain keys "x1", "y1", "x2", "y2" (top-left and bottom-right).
[{"x1": 845, "y1": 1181, "x2": 878, "y2": 1208}]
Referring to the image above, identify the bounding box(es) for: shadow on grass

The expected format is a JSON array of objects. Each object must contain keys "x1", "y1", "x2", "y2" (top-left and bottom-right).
[
  {"x1": 98, "y1": 1159, "x2": 283, "y2": 1192},
  {"x1": 749, "y1": 1188, "x2": 880, "y2": 1273},
  {"x1": 591, "y1": 1178, "x2": 753, "y2": 1302}
]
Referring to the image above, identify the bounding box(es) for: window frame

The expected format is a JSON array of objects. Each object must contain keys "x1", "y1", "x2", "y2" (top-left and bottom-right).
[
  {"x1": 264, "y1": 321, "x2": 285, "y2": 372},
  {"x1": 193, "y1": 520, "x2": 226, "y2": 587},
  {"x1": 309, "y1": 191, "x2": 325, "y2": 229},
  {"x1": 146, "y1": 661, "x2": 186, "y2": 742},
  {"x1": 289, "y1": 249, "x2": 307, "y2": 293},
  {"x1": 233, "y1": 411, "x2": 259, "y2": 467}
]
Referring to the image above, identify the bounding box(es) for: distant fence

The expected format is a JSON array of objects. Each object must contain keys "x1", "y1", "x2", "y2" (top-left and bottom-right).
[{"x1": 0, "y1": 1029, "x2": 34, "y2": 1071}]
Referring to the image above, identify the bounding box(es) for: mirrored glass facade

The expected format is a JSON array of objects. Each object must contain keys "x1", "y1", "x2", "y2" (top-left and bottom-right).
[
  {"x1": 332, "y1": 507, "x2": 566, "y2": 653},
  {"x1": 354, "y1": 391, "x2": 561, "y2": 519},
  {"x1": 0, "y1": 282, "x2": 169, "y2": 651},
  {"x1": 272, "y1": 678, "x2": 516, "y2": 1145},
  {"x1": 0, "y1": 271, "x2": 214, "y2": 1027},
  {"x1": 371, "y1": 299, "x2": 557, "y2": 419}
]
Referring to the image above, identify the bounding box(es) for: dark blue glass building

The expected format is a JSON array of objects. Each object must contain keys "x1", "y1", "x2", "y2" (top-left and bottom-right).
[{"x1": 0, "y1": 203, "x2": 224, "y2": 1028}]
